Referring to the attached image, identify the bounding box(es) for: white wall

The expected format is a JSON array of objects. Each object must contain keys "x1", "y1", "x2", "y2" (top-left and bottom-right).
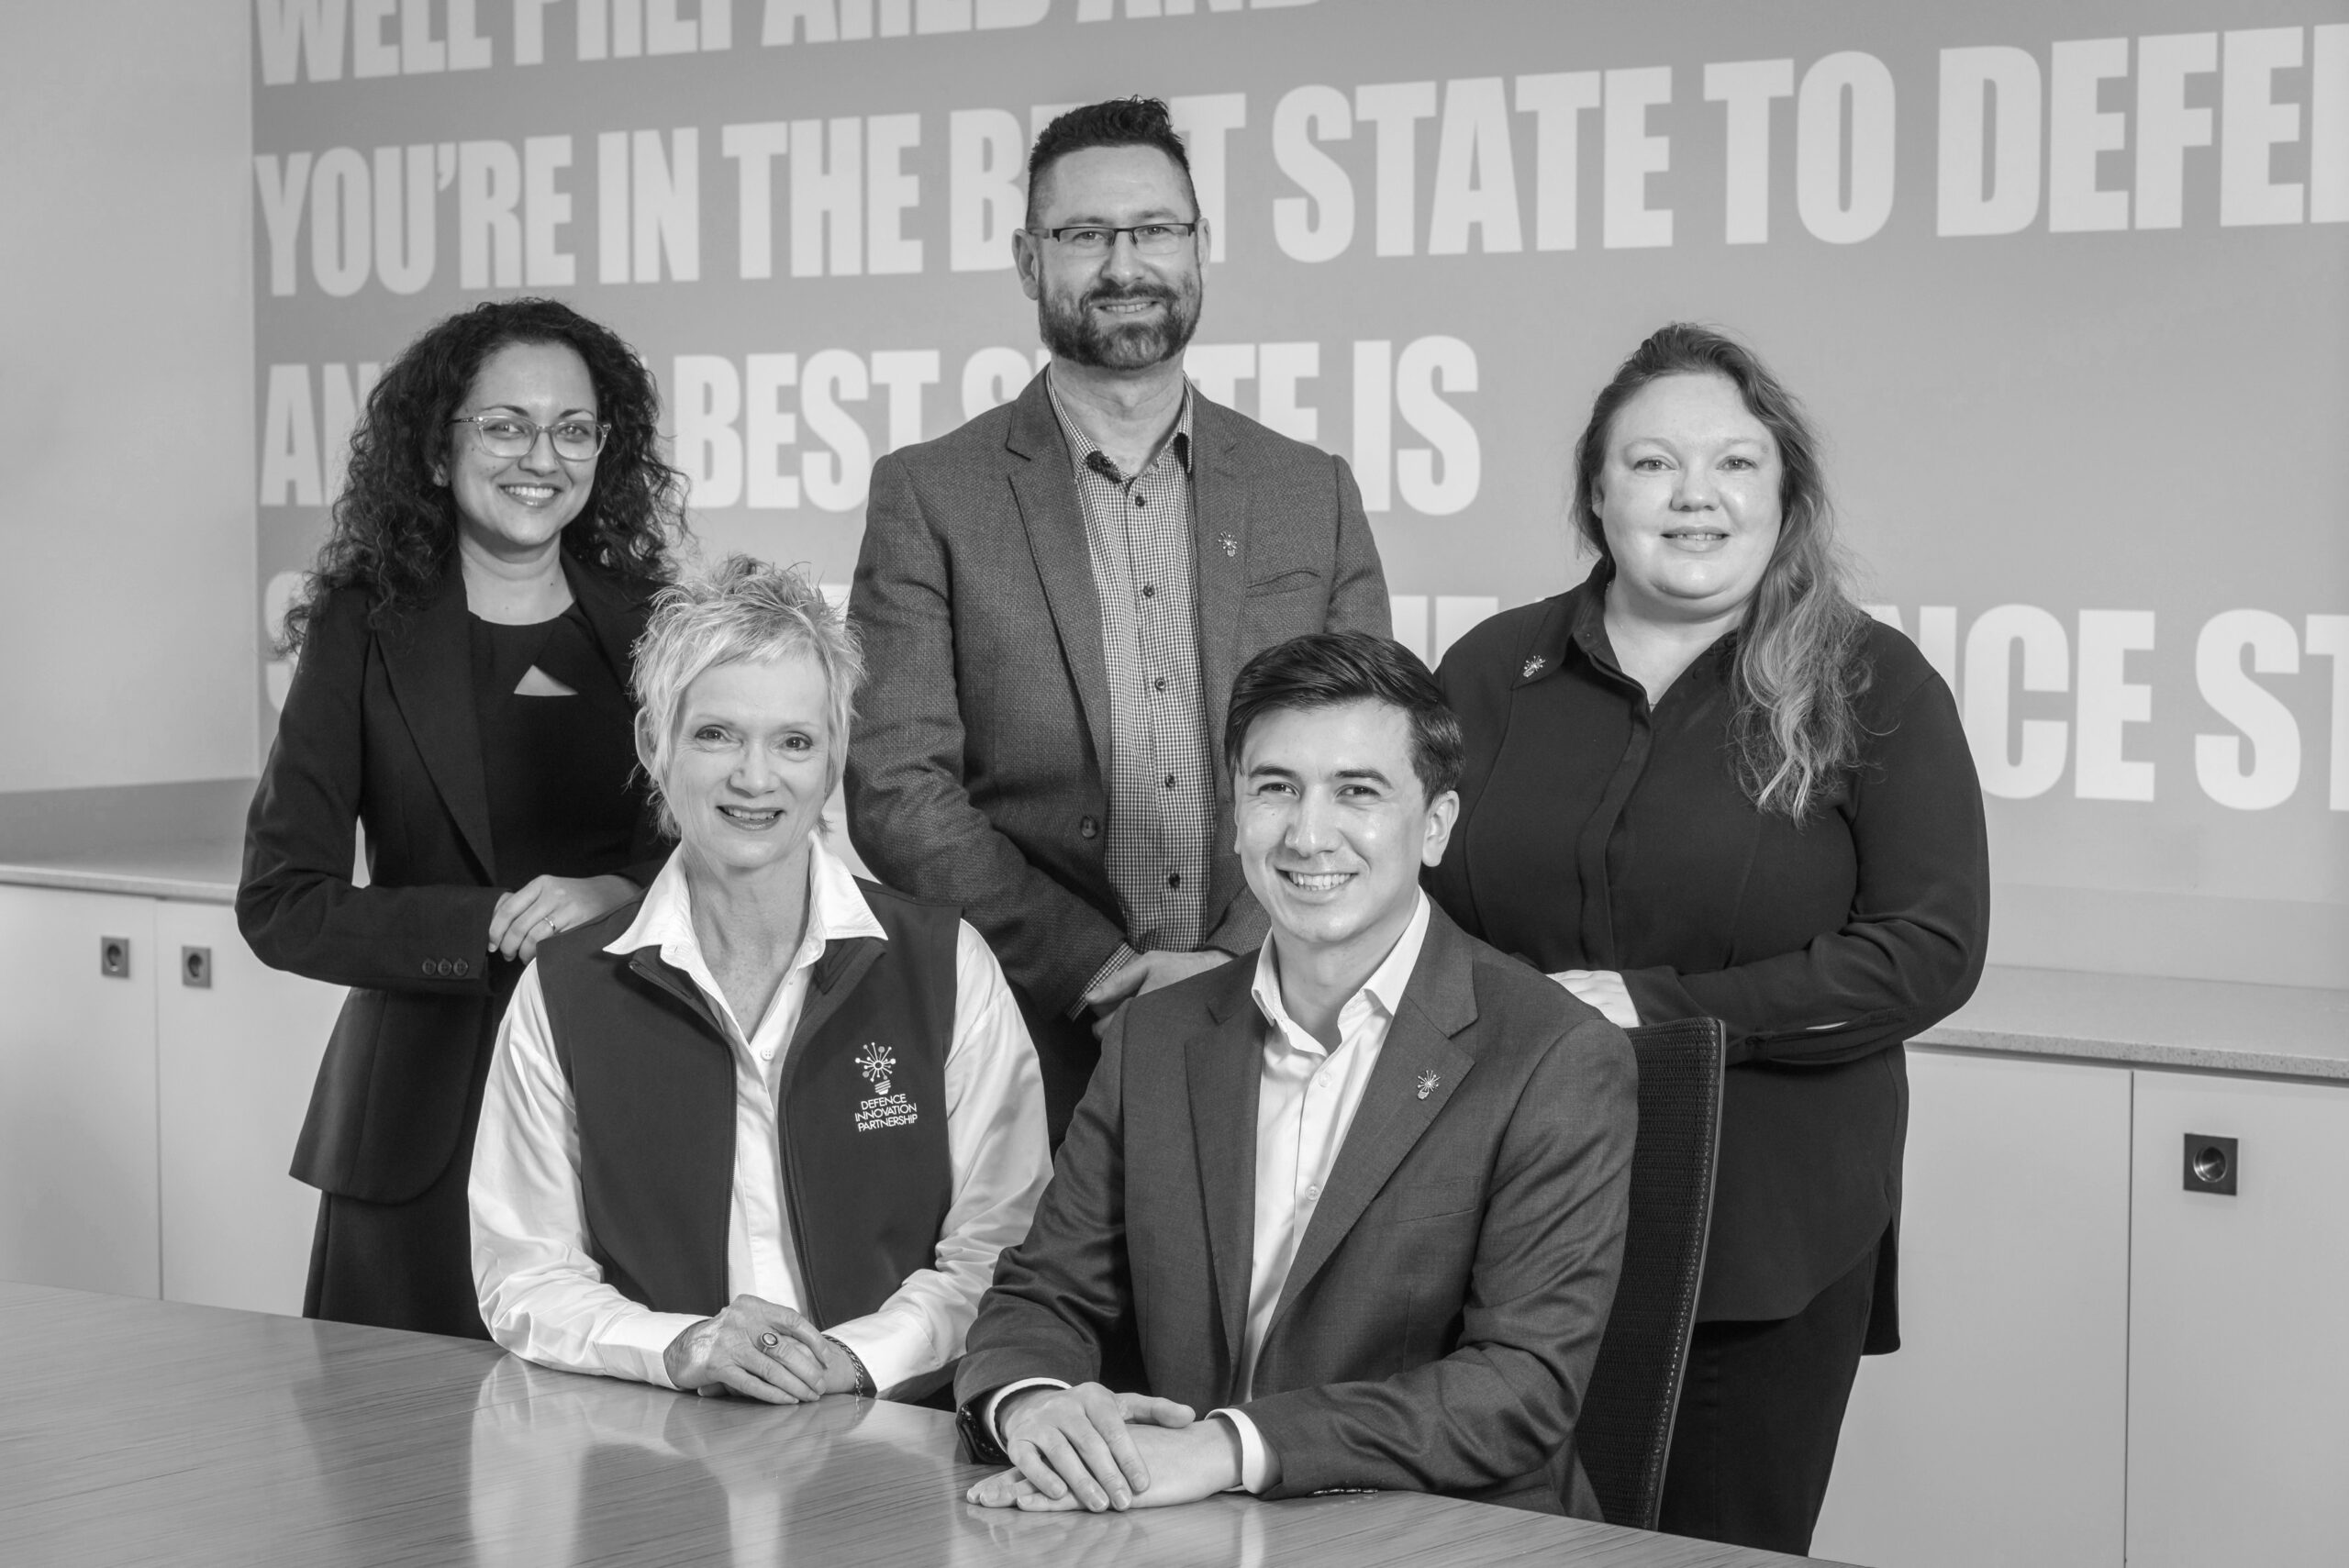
[{"x1": 0, "y1": 0, "x2": 253, "y2": 790}]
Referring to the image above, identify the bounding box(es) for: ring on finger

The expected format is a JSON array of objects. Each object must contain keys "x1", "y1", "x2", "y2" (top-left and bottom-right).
[{"x1": 759, "y1": 1330, "x2": 782, "y2": 1351}]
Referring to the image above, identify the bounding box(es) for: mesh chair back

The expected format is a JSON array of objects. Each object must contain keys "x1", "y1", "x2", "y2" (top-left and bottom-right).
[{"x1": 1575, "y1": 1015, "x2": 1726, "y2": 1531}]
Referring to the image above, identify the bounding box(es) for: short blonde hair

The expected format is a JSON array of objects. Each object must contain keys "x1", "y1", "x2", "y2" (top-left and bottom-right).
[{"x1": 630, "y1": 556, "x2": 864, "y2": 839}]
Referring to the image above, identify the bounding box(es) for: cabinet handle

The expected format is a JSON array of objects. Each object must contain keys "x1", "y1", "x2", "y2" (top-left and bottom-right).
[
  {"x1": 2183, "y1": 1133, "x2": 2239, "y2": 1196},
  {"x1": 181, "y1": 947, "x2": 212, "y2": 988},
  {"x1": 98, "y1": 937, "x2": 131, "y2": 979}
]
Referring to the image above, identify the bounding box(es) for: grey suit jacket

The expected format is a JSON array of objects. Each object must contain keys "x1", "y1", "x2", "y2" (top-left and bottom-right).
[
  {"x1": 844, "y1": 372, "x2": 1390, "y2": 1018},
  {"x1": 954, "y1": 906, "x2": 1639, "y2": 1516}
]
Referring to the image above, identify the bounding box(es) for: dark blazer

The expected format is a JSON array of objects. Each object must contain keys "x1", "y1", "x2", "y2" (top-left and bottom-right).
[
  {"x1": 955, "y1": 906, "x2": 1638, "y2": 1516},
  {"x1": 1429, "y1": 583, "x2": 1989, "y2": 1336},
  {"x1": 239, "y1": 557, "x2": 663, "y2": 1205},
  {"x1": 844, "y1": 373, "x2": 1391, "y2": 1020}
]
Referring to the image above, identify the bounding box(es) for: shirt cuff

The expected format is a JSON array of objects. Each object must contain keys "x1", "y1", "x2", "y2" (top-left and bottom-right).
[
  {"x1": 601, "y1": 1309, "x2": 708, "y2": 1390},
  {"x1": 1067, "y1": 944, "x2": 1141, "y2": 1019},
  {"x1": 984, "y1": 1377, "x2": 1071, "y2": 1446},
  {"x1": 823, "y1": 1308, "x2": 935, "y2": 1399},
  {"x1": 1208, "y1": 1407, "x2": 1272, "y2": 1493}
]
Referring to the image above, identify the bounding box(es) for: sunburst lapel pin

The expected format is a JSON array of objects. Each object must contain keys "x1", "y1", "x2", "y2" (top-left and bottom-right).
[
  {"x1": 1218, "y1": 532, "x2": 1239, "y2": 558},
  {"x1": 1416, "y1": 1070, "x2": 1441, "y2": 1100},
  {"x1": 1520, "y1": 656, "x2": 1547, "y2": 679}
]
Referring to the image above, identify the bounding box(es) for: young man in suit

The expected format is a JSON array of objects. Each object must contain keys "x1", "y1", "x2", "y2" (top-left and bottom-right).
[
  {"x1": 955, "y1": 632, "x2": 1638, "y2": 1518},
  {"x1": 845, "y1": 98, "x2": 1390, "y2": 1142}
]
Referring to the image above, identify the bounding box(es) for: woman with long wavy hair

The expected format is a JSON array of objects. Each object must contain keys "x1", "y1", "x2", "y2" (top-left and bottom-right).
[
  {"x1": 239, "y1": 297, "x2": 686, "y2": 1337},
  {"x1": 1425, "y1": 324, "x2": 1988, "y2": 1554}
]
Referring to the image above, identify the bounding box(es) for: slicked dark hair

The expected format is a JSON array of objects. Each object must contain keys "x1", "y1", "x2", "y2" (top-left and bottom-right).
[
  {"x1": 279, "y1": 297, "x2": 687, "y2": 653},
  {"x1": 1026, "y1": 96, "x2": 1197, "y2": 227},
  {"x1": 1225, "y1": 632, "x2": 1464, "y2": 802}
]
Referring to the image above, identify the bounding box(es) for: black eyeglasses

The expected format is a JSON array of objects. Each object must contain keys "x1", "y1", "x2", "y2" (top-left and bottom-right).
[
  {"x1": 450, "y1": 414, "x2": 608, "y2": 462},
  {"x1": 1028, "y1": 222, "x2": 1201, "y2": 257}
]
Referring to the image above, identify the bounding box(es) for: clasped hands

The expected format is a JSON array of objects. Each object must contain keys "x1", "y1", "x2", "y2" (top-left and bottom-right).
[
  {"x1": 662, "y1": 1295, "x2": 859, "y2": 1403},
  {"x1": 967, "y1": 1383, "x2": 1247, "y2": 1512},
  {"x1": 1551, "y1": 968, "x2": 1639, "y2": 1027}
]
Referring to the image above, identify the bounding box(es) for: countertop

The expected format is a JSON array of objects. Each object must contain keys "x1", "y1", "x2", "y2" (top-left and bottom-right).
[
  {"x1": 1918, "y1": 963, "x2": 2349, "y2": 1084},
  {"x1": 0, "y1": 778, "x2": 250, "y2": 902},
  {"x1": 1, "y1": 781, "x2": 2342, "y2": 1084}
]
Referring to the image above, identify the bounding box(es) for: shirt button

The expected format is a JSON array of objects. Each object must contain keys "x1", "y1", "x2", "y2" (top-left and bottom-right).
[
  {"x1": 1162, "y1": 773, "x2": 1176, "y2": 789},
  {"x1": 1152, "y1": 676, "x2": 1167, "y2": 692},
  {"x1": 1167, "y1": 872, "x2": 1181, "y2": 888},
  {"x1": 1132, "y1": 494, "x2": 1146, "y2": 507},
  {"x1": 1141, "y1": 584, "x2": 1156, "y2": 598},
  {"x1": 1305, "y1": 1184, "x2": 1321, "y2": 1200},
  {"x1": 1079, "y1": 816, "x2": 1099, "y2": 839}
]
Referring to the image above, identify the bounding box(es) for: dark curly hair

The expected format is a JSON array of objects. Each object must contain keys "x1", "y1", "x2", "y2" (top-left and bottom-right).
[
  {"x1": 1026, "y1": 96, "x2": 1196, "y2": 228},
  {"x1": 279, "y1": 297, "x2": 687, "y2": 653}
]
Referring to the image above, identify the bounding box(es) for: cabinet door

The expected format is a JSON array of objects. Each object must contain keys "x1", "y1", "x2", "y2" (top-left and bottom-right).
[
  {"x1": 0, "y1": 885, "x2": 160, "y2": 1296},
  {"x1": 1812, "y1": 1049, "x2": 2131, "y2": 1568},
  {"x1": 154, "y1": 900, "x2": 346, "y2": 1316},
  {"x1": 2127, "y1": 1072, "x2": 2349, "y2": 1568}
]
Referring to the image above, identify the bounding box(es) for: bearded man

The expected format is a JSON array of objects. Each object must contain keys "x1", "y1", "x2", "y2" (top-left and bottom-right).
[{"x1": 846, "y1": 98, "x2": 1391, "y2": 1143}]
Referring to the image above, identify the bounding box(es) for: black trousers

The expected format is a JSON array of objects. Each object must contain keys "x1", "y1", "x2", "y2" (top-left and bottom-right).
[
  {"x1": 1657, "y1": 1241, "x2": 1878, "y2": 1555},
  {"x1": 1017, "y1": 993, "x2": 1103, "y2": 1151},
  {"x1": 302, "y1": 1030, "x2": 495, "y2": 1340}
]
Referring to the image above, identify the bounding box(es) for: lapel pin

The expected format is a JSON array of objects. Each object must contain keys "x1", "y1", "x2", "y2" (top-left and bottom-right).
[
  {"x1": 1416, "y1": 1070, "x2": 1441, "y2": 1100},
  {"x1": 1218, "y1": 532, "x2": 1239, "y2": 559},
  {"x1": 1520, "y1": 656, "x2": 1547, "y2": 679}
]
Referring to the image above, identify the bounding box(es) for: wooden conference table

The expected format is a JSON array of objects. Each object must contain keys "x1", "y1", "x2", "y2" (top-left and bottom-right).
[{"x1": 0, "y1": 1283, "x2": 1846, "y2": 1567}]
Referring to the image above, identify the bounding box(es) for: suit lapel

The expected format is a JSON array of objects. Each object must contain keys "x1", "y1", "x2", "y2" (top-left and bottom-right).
[
  {"x1": 1188, "y1": 395, "x2": 1249, "y2": 751},
  {"x1": 1186, "y1": 969, "x2": 1264, "y2": 1381},
  {"x1": 380, "y1": 567, "x2": 497, "y2": 881},
  {"x1": 1268, "y1": 912, "x2": 1481, "y2": 1330},
  {"x1": 561, "y1": 552, "x2": 651, "y2": 687},
  {"x1": 1005, "y1": 377, "x2": 1116, "y2": 773}
]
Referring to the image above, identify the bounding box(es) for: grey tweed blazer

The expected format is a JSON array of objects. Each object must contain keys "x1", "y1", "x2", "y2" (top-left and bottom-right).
[{"x1": 845, "y1": 372, "x2": 1390, "y2": 1018}]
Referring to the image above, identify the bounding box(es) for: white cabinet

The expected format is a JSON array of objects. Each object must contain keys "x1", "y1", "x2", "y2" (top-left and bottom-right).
[
  {"x1": 0, "y1": 884, "x2": 342, "y2": 1315},
  {"x1": 155, "y1": 900, "x2": 343, "y2": 1316},
  {"x1": 0, "y1": 884, "x2": 161, "y2": 1296},
  {"x1": 2125, "y1": 1071, "x2": 2349, "y2": 1568},
  {"x1": 1812, "y1": 1050, "x2": 2132, "y2": 1568}
]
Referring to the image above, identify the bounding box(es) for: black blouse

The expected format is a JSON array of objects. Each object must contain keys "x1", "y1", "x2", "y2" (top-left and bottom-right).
[
  {"x1": 468, "y1": 601, "x2": 644, "y2": 892},
  {"x1": 1429, "y1": 578, "x2": 1988, "y2": 1327}
]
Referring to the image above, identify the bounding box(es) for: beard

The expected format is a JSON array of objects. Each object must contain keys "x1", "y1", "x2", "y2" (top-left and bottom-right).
[{"x1": 1038, "y1": 275, "x2": 1203, "y2": 371}]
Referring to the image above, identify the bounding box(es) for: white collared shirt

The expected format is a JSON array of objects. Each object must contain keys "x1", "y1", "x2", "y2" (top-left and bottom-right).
[
  {"x1": 989, "y1": 893, "x2": 1434, "y2": 1493},
  {"x1": 471, "y1": 836, "x2": 1051, "y2": 1395}
]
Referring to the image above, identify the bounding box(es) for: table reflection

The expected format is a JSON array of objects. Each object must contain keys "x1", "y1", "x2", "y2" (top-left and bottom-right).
[{"x1": 462, "y1": 1357, "x2": 1275, "y2": 1567}]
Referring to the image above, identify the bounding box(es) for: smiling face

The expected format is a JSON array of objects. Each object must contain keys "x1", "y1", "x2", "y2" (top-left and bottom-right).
[
  {"x1": 1594, "y1": 372, "x2": 1785, "y2": 625},
  {"x1": 1235, "y1": 699, "x2": 1457, "y2": 969},
  {"x1": 440, "y1": 340, "x2": 599, "y2": 564},
  {"x1": 661, "y1": 652, "x2": 834, "y2": 886},
  {"x1": 1016, "y1": 143, "x2": 1205, "y2": 371}
]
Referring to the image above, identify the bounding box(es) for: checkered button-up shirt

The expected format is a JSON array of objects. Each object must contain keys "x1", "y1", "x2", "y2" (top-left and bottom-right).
[{"x1": 1047, "y1": 375, "x2": 1214, "y2": 998}]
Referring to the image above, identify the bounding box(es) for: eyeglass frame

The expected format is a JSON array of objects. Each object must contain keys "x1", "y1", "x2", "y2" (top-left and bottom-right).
[
  {"x1": 448, "y1": 412, "x2": 610, "y2": 462},
  {"x1": 1022, "y1": 220, "x2": 1203, "y2": 257}
]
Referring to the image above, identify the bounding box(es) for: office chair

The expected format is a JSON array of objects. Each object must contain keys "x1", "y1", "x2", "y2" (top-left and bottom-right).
[{"x1": 1575, "y1": 1015, "x2": 1727, "y2": 1531}]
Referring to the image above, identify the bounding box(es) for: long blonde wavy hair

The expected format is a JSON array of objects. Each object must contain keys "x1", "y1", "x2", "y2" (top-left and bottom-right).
[{"x1": 1570, "y1": 324, "x2": 1874, "y2": 821}]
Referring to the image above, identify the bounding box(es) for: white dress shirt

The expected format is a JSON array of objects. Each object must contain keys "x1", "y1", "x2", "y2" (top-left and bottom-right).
[
  {"x1": 471, "y1": 837, "x2": 1051, "y2": 1396},
  {"x1": 990, "y1": 893, "x2": 1433, "y2": 1494}
]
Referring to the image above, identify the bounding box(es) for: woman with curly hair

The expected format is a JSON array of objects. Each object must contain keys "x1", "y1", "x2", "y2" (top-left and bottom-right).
[
  {"x1": 240, "y1": 297, "x2": 687, "y2": 1337},
  {"x1": 1426, "y1": 324, "x2": 1988, "y2": 1553}
]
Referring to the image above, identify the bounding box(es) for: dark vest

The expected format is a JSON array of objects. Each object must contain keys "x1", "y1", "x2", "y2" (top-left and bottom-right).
[{"x1": 535, "y1": 876, "x2": 960, "y2": 1329}]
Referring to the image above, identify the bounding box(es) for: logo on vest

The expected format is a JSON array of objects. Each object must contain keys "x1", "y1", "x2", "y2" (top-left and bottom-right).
[{"x1": 854, "y1": 1043, "x2": 918, "y2": 1133}]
